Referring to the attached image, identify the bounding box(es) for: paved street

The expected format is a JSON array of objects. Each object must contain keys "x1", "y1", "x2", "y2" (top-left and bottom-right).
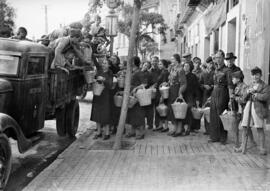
[
  {"x1": 23, "y1": 119, "x2": 270, "y2": 191},
  {"x1": 6, "y1": 94, "x2": 94, "y2": 191}
]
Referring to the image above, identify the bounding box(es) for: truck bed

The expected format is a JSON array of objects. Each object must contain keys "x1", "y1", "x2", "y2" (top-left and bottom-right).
[{"x1": 46, "y1": 68, "x2": 85, "y2": 114}]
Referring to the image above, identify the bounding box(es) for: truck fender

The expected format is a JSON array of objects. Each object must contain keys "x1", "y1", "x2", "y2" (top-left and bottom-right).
[{"x1": 0, "y1": 113, "x2": 32, "y2": 153}]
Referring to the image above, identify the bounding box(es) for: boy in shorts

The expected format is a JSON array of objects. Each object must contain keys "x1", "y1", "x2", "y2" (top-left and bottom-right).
[{"x1": 238, "y1": 67, "x2": 270, "y2": 155}]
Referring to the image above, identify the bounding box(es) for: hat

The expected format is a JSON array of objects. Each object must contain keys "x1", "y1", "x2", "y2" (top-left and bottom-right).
[
  {"x1": 69, "y1": 22, "x2": 83, "y2": 30},
  {"x1": 205, "y1": 56, "x2": 213, "y2": 63},
  {"x1": 69, "y1": 29, "x2": 82, "y2": 38},
  {"x1": 251, "y1": 66, "x2": 262, "y2": 75},
  {"x1": 183, "y1": 52, "x2": 192, "y2": 58},
  {"x1": 231, "y1": 71, "x2": 244, "y2": 80},
  {"x1": 225, "y1": 52, "x2": 237, "y2": 60}
]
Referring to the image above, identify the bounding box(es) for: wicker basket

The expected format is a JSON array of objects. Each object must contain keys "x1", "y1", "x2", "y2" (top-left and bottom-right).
[
  {"x1": 135, "y1": 88, "x2": 152, "y2": 106},
  {"x1": 191, "y1": 107, "x2": 203, "y2": 119},
  {"x1": 117, "y1": 77, "x2": 125, "y2": 88},
  {"x1": 159, "y1": 84, "x2": 169, "y2": 99},
  {"x1": 171, "y1": 97, "x2": 188, "y2": 119},
  {"x1": 114, "y1": 91, "x2": 123, "y2": 107},
  {"x1": 220, "y1": 112, "x2": 235, "y2": 131},
  {"x1": 128, "y1": 95, "x2": 138, "y2": 108},
  {"x1": 156, "y1": 103, "x2": 168, "y2": 117},
  {"x1": 92, "y1": 81, "x2": 104, "y2": 96}
]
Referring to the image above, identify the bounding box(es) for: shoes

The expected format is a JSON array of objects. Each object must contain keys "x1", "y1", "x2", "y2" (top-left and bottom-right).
[
  {"x1": 208, "y1": 139, "x2": 219, "y2": 143},
  {"x1": 153, "y1": 127, "x2": 163, "y2": 131},
  {"x1": 135, "y1": 134, "x2": 145, "y2": 140},
  {"x1": 93, "y1": 133, "x2": 102, "y2": 139},
  {"x1": 161, "y1": 128, "x2": 169, "y2": 133},
  {"x1": 259, "y1": 149, "x2": 267, "y2": 155},
  {"x1": 184, "y1": 130, "x2": 190, "y2": 136},
  {"x1": 103, "y1": 135, "x2": 110, "y2": 140},
  {"x1": 125, "y1": 133, "x2": 136, "y2": 138},
  {"x1": 167, "y1": 131, "x2": 175, "y2": 136},
  {"x1": 172, "y1": 132, "x2": 183, "y2": 137}
]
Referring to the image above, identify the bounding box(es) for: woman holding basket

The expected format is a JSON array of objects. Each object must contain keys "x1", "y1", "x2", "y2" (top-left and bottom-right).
[
  {"x1": 154, "y1": 59, "x2": 170, "y2": 132},
  {"x1": 91, "y1": 55, "x2": 113, "y2": 140},
  {"x1": 167, "y1": 54, "x2": 187, "y2": 137}
]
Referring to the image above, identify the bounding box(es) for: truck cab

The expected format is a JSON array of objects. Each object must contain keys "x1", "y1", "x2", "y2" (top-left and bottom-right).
[{"x1": 0, "y1": 38, "x2": 85, "y2": 189}]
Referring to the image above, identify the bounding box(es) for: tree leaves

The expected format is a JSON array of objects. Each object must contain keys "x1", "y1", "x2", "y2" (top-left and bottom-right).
[{"x1": 0, "y1": 0, "x2": 15, "y2": 37}]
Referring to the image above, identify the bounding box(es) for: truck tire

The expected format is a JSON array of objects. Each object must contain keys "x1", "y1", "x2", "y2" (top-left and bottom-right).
[
  {"x1": 0, "y1": 134, "x2": 11, "y2": 190},
  {"x1": 66, "y1": 100, "x2": 79, "y2": 138},
  {"x1": 56, "y1": 106, "x2": 67, "y2": 137}
]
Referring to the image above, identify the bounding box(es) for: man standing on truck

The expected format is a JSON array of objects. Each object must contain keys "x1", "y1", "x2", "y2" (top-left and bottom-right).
[
  {"x1": 10, "y1": 27, "x2": 32, "y2": 41},
  {"x1": 49, "y1": 29, "x2": 83, "y2": 73}
]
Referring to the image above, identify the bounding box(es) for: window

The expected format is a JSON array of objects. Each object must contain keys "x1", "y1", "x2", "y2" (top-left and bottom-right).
[
  {"x1": 27, "y1": 57, "x2": 45, "y2": 75},
  {"x1": 0, "y1": 55, "x2": 19, "y2": 75}
]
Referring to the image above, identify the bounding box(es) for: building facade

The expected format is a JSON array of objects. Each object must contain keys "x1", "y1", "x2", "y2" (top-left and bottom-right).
[
  {"x1": 114, "y1": 0, "x2": 179, "y2": 60},
  {"x1": 175, "y1": 0, "x2": 270, "y2": 84}
]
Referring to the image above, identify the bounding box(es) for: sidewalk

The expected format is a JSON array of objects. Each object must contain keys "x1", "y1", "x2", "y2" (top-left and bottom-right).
[{"x1": 23, "y1": 126, "x2": 270, "y2": 191}]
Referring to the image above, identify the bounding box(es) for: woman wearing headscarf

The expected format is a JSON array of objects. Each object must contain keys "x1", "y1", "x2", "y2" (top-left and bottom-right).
[{"x1": 167, "y1": 54, "x2": 187, "y2": 137}]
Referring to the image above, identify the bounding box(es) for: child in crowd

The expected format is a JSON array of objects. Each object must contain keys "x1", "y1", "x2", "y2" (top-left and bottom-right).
[{"x1": 236, "y1": 67, "x2": 270, "y2": 155}]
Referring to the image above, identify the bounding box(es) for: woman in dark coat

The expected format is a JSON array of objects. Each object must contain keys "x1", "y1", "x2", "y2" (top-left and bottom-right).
[
  {"x1": 154, "y1": 59, "x2": 170, "y2": 132},
  {"x1": 209, "y1": 50, "x2": 231, "y2": 144},
  {"x1": 109, "y1": 54, "x2": 121, "y2": 134},
  {"x1": 182, "y1": 63, "x2": 200, "y2": 135},
  {"x1": 167, "y1": 54, "x2": 187, "y2": 137},
  {"x1": 91, "y1": 56, "x2": 113, "y2": 140},
  {"x1": 126, "y1": 56, "x2": 149, "y2": 139}
]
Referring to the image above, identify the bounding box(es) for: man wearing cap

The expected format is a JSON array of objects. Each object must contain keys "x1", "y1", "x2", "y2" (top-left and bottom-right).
[
  {"x1": 238, "y1": 67, "x2": 270, "y2": 155},
  {"x1": 182, "y1": 52, "x2": 194, "y2": 69}
]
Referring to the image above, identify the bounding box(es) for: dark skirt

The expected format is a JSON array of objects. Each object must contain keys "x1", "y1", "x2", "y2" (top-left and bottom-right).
[
  {"x1": 209, "y1": 86, "x2": 229, "y2": 141},
  {"x1": 167, "y1": 84, "x2": 180, "y2": 122},
  {"x1": 91, "y1": 87, "x2": 111, "y2": 125},
  {"x1": 127, "y1": 103, "x2": 145, "y2": 127}
]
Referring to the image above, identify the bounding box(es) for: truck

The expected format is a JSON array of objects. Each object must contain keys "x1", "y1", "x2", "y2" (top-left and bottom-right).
[{"x1": 0, "y1": 38, "x2": 86, "y2": 188}]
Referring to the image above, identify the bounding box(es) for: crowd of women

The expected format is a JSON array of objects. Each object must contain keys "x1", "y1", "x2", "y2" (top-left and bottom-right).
[{"x1": 10, "y1": 21, "x2": 270, "y2": 156}]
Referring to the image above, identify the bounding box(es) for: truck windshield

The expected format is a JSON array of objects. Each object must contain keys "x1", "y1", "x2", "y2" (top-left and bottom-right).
[{"x1": 0, "y1": 55, "x2": 19, "y2": 75}]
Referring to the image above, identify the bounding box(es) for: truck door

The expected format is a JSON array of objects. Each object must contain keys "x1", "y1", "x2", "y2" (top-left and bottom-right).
[{"x1": 22, "y1": 56, "x2": 47, "y2": 136}]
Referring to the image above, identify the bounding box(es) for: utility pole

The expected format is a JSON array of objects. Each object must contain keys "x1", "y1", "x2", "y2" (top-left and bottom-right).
[{"x1": 44, "y1": 5, "x2": 48, "y2": 34}]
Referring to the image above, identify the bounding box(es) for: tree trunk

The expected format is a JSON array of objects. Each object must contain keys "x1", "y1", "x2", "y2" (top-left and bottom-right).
[{"x1": 113, "y1": 0, "x2": 141, "y2": 150}]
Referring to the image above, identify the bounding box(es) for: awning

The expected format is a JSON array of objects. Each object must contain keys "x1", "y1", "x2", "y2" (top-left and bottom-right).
[{"x1": 203, "y1": 0, "x2": 227, "y2": 36}]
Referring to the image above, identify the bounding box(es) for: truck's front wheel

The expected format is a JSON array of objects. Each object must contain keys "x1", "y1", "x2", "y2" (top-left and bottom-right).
[
  {"x1": 0, "y1": 134, "x2": 11, "y2": 190},
  {"x1": 66, "y1": 100, "x2": 79, "y2": 138},
  {"x1": 56, "y1": 106, "x2": 67, "y2": 137}
]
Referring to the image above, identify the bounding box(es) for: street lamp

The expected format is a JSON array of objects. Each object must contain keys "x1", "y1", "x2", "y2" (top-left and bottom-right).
[{"x1": 105, "y1": 0, "x2": 120, "y2": 55}]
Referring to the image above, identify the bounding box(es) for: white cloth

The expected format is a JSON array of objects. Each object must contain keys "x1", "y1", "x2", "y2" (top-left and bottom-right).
[{"x1": 241, "y1": 100, "x2": 265, "y2": 128}]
